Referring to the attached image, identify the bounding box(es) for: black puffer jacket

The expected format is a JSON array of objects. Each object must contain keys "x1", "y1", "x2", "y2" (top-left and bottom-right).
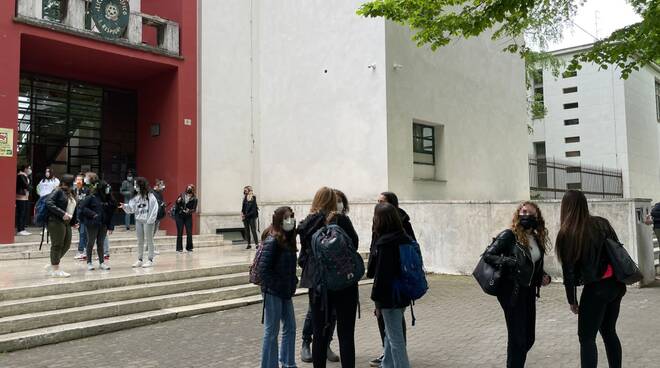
[
  {"x1": 369, "y1": 230, "x2": 413, "y2": 309},
  {"x1": 483, "y1": 229, "x2": 547, "y2": 291},
  {"x1": 297, "y1": 212, "x2": 359, "y2": 289},
  {"x1": 78, "y1": 193, "x2": 103, "y2": 227},
  {"x1": 46, "y1": 189, "x2": 78, "y2": 226},
  {"x1": 242, "y1": 196, "x2": 259, "y2": 220},
  {"x1": 651, "y1": 203, "x2": 660, "y2": 229},
  {"x1": 257, "y1": 235, "x2": 299, "y2": 300},
  {"x1": 561, "y1": 216, "x2": 619, "y2": 305}
]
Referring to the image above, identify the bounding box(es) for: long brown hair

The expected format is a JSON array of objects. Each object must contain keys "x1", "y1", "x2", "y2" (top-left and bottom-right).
[
  {"x1": 372, "y1": 203, "x2": 403, "y2": 237},
  {"x1": 261, "y1": 206, "x2": 297, "y2": 251},
  {"x1": 555, "y1": 190, "x2": 592, "y2": 264},
  {"x1": 511, "y1": 201, "x2": 549, "y2": 254},
  {"x1": 310, "y1": 187, "x2": 338, "y2": 223}
]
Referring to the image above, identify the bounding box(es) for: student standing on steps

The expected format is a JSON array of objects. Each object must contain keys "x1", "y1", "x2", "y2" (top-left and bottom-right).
[
  {"x1": 174, "y1": 184, "x2": 198, "y2": 253},
  {"x1": 257, "y1": 206, "x2": 299, "y2": 368},
  {"x1": 120, "y1": 170, "x2": 136, "y2": 230},
  {"x1": 242, "y1": 185, "x2": 259, "y2": 249},
  {"x1": 120, "y1": 177, "x2": 159, "y2": 268},
  {"x1": 78, "y1": 173, "x2": 112, "y2": 271},
  {"x1": 45, "y1": 174, "x2": 78, "y2": 278},
  {"x1": 73, "y1": 173, "x2": 89, "y2": 260},
  {"x1": 15, "y1": 164, "x2": 32, "y2": 236}
]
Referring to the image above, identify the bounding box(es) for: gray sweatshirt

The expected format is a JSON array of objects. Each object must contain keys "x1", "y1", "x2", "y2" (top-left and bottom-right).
[{"x1": 123, "y1": 192, "x2": 158, "y2": 225}]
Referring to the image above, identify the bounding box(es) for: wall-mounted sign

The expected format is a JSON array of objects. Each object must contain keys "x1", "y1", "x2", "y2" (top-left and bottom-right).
[
  {"x1": 0, "y1": 128, "x2": 14, "y2": 157},
  {"x1": 91, "y1": 0, "x2": 130, "y2": 39},
  {"x1": 151, "y1": 124, "x2": 160, "y2": 137},
  {"x1": 184, "y1": 119, "x2": 192, "y2": 126}
]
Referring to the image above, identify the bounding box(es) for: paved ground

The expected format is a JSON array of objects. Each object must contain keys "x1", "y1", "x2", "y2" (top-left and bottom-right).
[{"x1": 1, "y1": 275, "x2": 659, "y2": 368}]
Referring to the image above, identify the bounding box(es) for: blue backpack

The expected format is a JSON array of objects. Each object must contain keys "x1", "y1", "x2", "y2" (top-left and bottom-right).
[
  {"x1": 311, "y1": 224, "x2": 365, "y2": 292},
  {"x1": 34, "y1": 194, "x2": 51, "y2": 227},
  {"x1": 393, "y1": 241, "x2": 428, "y2": 315}
]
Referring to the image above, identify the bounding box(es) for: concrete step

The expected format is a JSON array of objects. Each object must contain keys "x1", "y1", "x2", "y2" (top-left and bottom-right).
[
  {"x1": 11, "y1": 228, "x2": 168, "y2": 244},
  {"x1": 0, "y1": 234, "x2": 223, "y2": 252},
  {"x1": 0, "y1": 282, "x2": 259, "y2": 335},
  {"x1": 0, "y1": 272, "x2": 250, "y2": 318},
  {"x1": 0, "y1": 263, "x2": 250, "y2": 301},
  {"x1": 0, "y1": 238, "x2": 231, "y2": 261}
]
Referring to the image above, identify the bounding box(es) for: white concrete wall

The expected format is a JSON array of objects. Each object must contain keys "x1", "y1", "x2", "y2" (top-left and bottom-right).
[
  {"x1": 622, "y1": 65, "x2": 660, "y2": 199},
  {"x1": 385, "y1": 22, "x2": 530, "y2": 201},
  {"x1": 259, "y1": 199, "x2": 656, "y2": 286}
]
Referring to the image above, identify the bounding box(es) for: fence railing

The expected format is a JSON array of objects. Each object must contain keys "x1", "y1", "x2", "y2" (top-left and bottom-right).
[{"x1": 529, "y1": 156, "x2": 624, "y2": 199}]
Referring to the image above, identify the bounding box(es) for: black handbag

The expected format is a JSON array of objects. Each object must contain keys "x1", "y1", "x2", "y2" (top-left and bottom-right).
[
  {"x1": 473, "y1": 253, "x2": 503, "y2": 296},
  {"x1": 603, "y1": 238, "x2": 643, "y2": 285}
]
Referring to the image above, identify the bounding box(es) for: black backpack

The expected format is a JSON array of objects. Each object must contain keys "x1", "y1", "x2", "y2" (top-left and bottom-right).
[{"x1": 153, "y1": 191, "x2": 166, "y2": 220}]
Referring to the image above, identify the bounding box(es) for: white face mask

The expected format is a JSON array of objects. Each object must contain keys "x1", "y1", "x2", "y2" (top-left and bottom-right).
[
  {"x1": 84, "y1": 177, "x2": 91, "y2": 185},
  {"x1": 134, "y1": 184, "x2": 139, "y2": 192},
  {"x1": 336, "y1": 202, "x2": 344, "y2": 213},
  {"x1": 105, "y1": 186, "x2": 111, "y2": 194},
  {"x1": 25, "y1": 169, "x2": 32, "y2": 176},
  {"x1": 282, "y1": 218, "x2": 296, "y2": 232}
]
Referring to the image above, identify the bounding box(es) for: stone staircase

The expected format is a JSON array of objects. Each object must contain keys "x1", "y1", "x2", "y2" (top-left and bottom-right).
[
  {"x1": 0, "y1": 251, "x2": 370, "y2": 353},
  {"x1": 1, "y1": 228, "x2": 232, "y2": 261}
]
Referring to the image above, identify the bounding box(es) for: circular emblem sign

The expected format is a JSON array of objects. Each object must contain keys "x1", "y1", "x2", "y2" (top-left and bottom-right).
[{"x1": 91, "y1": 0, "x2": 130, "y2": 39}]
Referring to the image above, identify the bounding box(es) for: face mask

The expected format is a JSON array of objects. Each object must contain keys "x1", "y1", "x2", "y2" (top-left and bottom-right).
[
  {"x1": 134, "y1": 184, "x2": 139, "y2": 192},
  {"x1": 25, "y1": 169, "x2": 32, "y2": 176},
  {"x1": 519, "y1": 215, "x2": 538, "y2": 230},
  {"x1": 282, "y1": 218, "x2": 296, "y2": 232},
  {"x1": 127, "y1": 176, "x2": 133, "y2": 181},
  {"x1": 84, "y1": 177, "x2": 91, "y2": 185},
  {"x1": 186, "y1": 188, "x2": 193, "y2": 194},
  {"x1": 45, "y1": 172, "x2": 51, "y2": 179},
  {"x1": 336, "y1": 202, "x2": 344, "y2": 213},
  {"x1": 105, "y1": 186, "x2": 111, "y2": 194}
]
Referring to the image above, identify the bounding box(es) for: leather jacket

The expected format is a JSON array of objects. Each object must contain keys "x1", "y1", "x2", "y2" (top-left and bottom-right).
[{"x1": 484, "y1": 229, "x2": 547, "y2": 290}]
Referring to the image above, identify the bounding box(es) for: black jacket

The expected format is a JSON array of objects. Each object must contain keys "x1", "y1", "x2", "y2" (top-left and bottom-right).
[
  {"x1": 257, "y1": 235, "x2": 299, "y2": 300},
  {"x1": 651, "y1": 202, "x2": 660, "y2": 229},
  {"x1": 484, "y1": 229, "x2": 547, "y2": 291},
  {"x1": 368, "y1": 207, "x2": 416, "y2": 271},
  {"x1": 297, "y1": 212, "x2": 359, "y2": 288},
  {"x1": 16, "y1": 173, "x2": 30, "y2": 196},
  {"x1": 242, "y1": 196, "x2": 259, "y2": 220},
  {"x1": 46, "y1": 189, "x2": 78, "y2": 226},
  {"x1": 175, "y1": 193, "x2": 198, "y2": 217},
  {"x1": 78, "y1": 192, "x2": 116, "y2": 229},
  {"x1": 561, "y1": 216, "x2": 619, "y2": 305},
  {"x1": 369, "y1": 230, "x2": 413, "y2": 309}
]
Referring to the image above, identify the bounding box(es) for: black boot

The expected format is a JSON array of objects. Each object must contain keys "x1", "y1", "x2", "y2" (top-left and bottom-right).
[
  {"x1": 301, "y1": 340, "x2": 312, "y2": 363},
  {"x1": 327, "y1": 345, "x2": 340, "y2": 362}
]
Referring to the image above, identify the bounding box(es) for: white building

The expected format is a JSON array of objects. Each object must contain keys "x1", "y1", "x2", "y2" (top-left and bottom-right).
[
  {"x1": 530, "y1": 43, "x2": 660, "y2": 199},
  {"x1": 198, "y1": 0, "x2": 530, "y2": 232}
]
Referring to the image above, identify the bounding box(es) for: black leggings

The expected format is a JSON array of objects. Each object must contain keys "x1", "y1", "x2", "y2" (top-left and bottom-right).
[
  {"x1": 85, "y1": 224, "x2": 107, "y2": 264},
  {"x1": 176, "y1": 215, "x2": 193, "y2": 251},
  {"x1": 497, "y1": 284, "x2": 536, "y2": 368},
  {"x1": 310, "y1": 284, "x2": 358, "y2": 368},
  {"x1": 578, "y1": 277, "x2": 626, "y2": 368},
  {"x1": 244, "y1": 218, "x2": 258, "y2": 245}
]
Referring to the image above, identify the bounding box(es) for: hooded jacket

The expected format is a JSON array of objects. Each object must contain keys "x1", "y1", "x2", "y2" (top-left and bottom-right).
[
  {"x1": 257, "y1": 235, "x2": 299, "y2": 299},
  {"x1": 369, "y1": 230, "x2": 413, "y2": 309}
]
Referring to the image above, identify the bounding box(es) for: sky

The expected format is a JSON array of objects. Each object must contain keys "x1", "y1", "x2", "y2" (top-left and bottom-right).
[{"x1": 548, "y1": 0, "x2": 642, "y2": 51}]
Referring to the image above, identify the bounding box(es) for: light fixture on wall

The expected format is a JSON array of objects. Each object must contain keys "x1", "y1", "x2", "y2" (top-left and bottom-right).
[
  {"x1": 150, "y1": 124, "x2": 160, "y2": 137},
  {"x1": 393, "y1": 63, "x2": 404, "y2": 70},
  {"x1": 367, "y1": 63, "x2": 377, "y2": 71}
]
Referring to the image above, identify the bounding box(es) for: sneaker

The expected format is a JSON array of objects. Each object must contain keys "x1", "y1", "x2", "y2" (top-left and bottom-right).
[
  {"x1": 100, "y1": 263, "x2": 111, "y2": 271},
  {"x1": 87, "y1": 263, "x2": 95, "y2": 271},
  {"x1": 176, "y1": 250, "x2": 183, "y2": 254},
  {"x1": 246, "y1": 244, "x2": 252, "y2": 250},
  {"x1": 142, "y1": 260, "x2": 153, "y2": 268},
  {"x1": 186, "y1": 250, "x2": 193, "y2": 254},
  {"x1": 132, "y1": 260, "x2": 143, "y2": 268},
  {"x1": 74, "y1": 253, "x2": 87, "y2": 260},
  {"x1": 17, "y1": 230, "x2": 31, "y2": 236},
  {"x1": 50, "y1": 270, "x2": 71, "y2": 278},
  {"x1": 103, "y1": 254, "x2": 110, "y2": 261},
  {"x1": 44, "y1": 264, "x2": 52, "y2": 273},
  {"x1": 153, "y1": 250, "x2": 160, "y2": 255},
  {"x1": 369, "y1": 355, "x2": 384, "y2": 367}
]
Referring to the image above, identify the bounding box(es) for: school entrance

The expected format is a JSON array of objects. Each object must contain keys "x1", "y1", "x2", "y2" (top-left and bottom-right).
[{"x1": 17, "y1": 73, "x2": 137, "y2": 190}]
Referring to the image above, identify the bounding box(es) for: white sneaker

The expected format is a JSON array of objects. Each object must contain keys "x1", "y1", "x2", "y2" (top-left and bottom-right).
[
  {"x1": 50, "y1": 270, "x2": 70, "y2": 278},
  {"x1": 141, "y1": 260, "x2": 153, "y2": 268},
  {"x1": 132, "y1": 260, "x2": 143, "y2": 268},
  {"x1": 153, "y1": 250, "x2": 160, "y2": 255},
  {"x1": 74, "y1": 253, "x2": 87, "y2": 260},
  {"x1": 44, "y1": 264, "x2": 52, "y2": 273},
  {"x1": 17, "y1": 231, "x2": 31, "y2": 236},
  {"x1": 100, "y1": 263, "x2": 111, "y2": 271},
  {"x1": 87, "y1": 263, "x2": 95, "y2": 271}
]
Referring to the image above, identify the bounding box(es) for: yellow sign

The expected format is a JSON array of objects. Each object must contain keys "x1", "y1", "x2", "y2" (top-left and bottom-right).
[{"x1": 0, "y1": 128, "x2": 14, "y2": 157}]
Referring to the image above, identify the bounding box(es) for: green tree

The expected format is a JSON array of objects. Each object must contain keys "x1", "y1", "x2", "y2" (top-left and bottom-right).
[{"x1": 357, "y1": 0, "x2": 659, "y2": 79}]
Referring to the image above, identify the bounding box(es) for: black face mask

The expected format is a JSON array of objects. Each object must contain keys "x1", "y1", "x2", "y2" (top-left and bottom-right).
[
  {"x1": 187, "y1": 189, "x2": 193, "y2": 194},
  {"x1": 519, "y1": 215, "x2": 538, "y2": 230}
]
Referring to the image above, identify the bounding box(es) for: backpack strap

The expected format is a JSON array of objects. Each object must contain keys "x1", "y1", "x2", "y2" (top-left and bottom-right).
[
  {"x1": 261, "y1": 298, "x2": 266, "y2": 325},
  {"x1": 409, "y1": 300, "x2": 417, "y2": 326}
]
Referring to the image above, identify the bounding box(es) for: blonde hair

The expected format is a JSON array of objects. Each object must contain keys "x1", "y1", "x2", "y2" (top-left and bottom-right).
[
  {"x1": 511, "y1": 201, "x2": 550, "y2": 254},
  {"x1": 310, "y1": 187, "x2": 338, "y2": 223}
]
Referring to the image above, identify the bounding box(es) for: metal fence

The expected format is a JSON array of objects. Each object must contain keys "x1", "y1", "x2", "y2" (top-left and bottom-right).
[{"x1": 529, "y1": 157, "x2": 624, "y2": 199}]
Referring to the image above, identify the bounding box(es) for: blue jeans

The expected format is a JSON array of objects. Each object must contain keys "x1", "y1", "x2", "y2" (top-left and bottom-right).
[
  {"x1": 261, "y1": 293, "x2": 297, "y2": 368},
  {"x1": 77, "y1": 223, "x2": 87, "y2": 253},
  {"x1": 381, "y1": 308, "x2": 410, "y2": 368},
  {"x1": 103, "y1": 236, "x2": 109, "y2": 255},
  {"x1": 124, "y1": 213, "x2": 133, "y2": 229}
]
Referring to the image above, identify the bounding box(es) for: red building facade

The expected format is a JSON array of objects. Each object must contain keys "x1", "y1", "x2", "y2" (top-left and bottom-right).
[{"x1": 0, "y1": 0, "x2": 198, "y2": 243}]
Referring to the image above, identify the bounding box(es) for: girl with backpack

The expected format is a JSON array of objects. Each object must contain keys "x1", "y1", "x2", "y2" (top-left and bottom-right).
[
  {"x1": 257, "y1": 206, "x2": 299, "y2": 368},
  {"x1": 368, "y1": 202, "x2": 414, "y2": 368},
  {"x1": 483, "y1": 201, "x2": 551, "y2": 368},
  {"x1": 555, "y1": 190, "x2": 627, "y2": 368},
  {"x1": 78, "y1": 173, "x2": 112, "y2": 271},
  {"x1": 297, "y1": 187, "x2": 359, "y2": 368},
  {"x1": 174, "y1": 184, "x2": 198, "y2": 253},
  {"x1": 120, "y1": 177, "x2": 159, "y2": 268},
  {"x1": 45, "y1": 174, "x2": 78, "y2": 278}
]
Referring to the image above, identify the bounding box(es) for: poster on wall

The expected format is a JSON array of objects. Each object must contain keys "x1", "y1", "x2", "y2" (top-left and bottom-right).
[{"x1": 0, "y1": 128, "x2": 14, "y2": 157}]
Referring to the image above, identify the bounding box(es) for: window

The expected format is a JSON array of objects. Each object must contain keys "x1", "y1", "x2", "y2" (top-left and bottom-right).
[
  {"x1": 565, "y1": 151, "x2": 581, "y2": 158},
  {"x1": 563, "y1": 70, "x2": 578, "y2": 78},
  {"x1": 564, "y1": 118, "x2": 579, "y2": 126},
  {"x1": 564, "y1": 102, "x2": 579, "y2": 109},
  {"x1": 565, "y1": 136, "x2": 580, "y2": 143},
  {"x1": 563, "y1": 87, "x2": 578, "y2": 94},
  {"x1": 656, "y1": 80, "x2": 660, "y2": 122},
  {"x1": 533, "y1": 142, "x2": 547, "y2": 188},
  {"x1": 567, "y1": 183, "x2": 582, "y2": 190},
  {"x1": 533, "y1": 142, "x2": 546, "y2": 159},
  {"x1": 413, "y1": 123, "x2": 435, "y2": 165}
]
